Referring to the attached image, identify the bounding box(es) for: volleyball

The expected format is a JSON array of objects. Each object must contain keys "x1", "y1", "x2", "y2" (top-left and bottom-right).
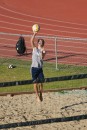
[{"x1": 32, "y1": 24, "x2": 40, "y2": 32}]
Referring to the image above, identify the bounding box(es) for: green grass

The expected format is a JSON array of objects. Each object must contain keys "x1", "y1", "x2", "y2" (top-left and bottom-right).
[{"x1": 0, "y1": 58, "x2": 87, "y2": 93}]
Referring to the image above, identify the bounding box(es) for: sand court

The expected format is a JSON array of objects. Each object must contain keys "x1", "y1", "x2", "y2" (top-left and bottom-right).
[{"x1": 0, "y1": 90, "x2": 87, "y2": 130}]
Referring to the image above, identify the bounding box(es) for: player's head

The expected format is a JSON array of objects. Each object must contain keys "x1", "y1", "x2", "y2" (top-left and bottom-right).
[{"x1": 38, "y1": 39, "x2": 45, "y2": 48}]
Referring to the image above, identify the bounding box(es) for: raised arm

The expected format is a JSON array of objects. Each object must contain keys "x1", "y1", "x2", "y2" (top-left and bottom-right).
[{"x1": 30, "y1": 32, "x2": 37, "y2": 48}]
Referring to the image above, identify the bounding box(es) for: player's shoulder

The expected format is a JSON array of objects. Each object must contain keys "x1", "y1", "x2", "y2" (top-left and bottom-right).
[{"x1": 33, "y1": 47, "x2": 38, "y2": 51}]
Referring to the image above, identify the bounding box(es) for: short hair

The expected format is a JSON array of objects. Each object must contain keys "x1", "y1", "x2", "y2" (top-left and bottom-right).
[{"x1": 38, "y1": 39, "x2": 45, "y2": 46}]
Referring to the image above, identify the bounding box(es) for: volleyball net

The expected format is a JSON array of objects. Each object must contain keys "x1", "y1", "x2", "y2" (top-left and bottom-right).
[
  {"x1": 0, "y1": 114, "x2": 87, "y2": 129},
  {"x1": 0, "y1": 73, "x2": 87, "y2": 88}
]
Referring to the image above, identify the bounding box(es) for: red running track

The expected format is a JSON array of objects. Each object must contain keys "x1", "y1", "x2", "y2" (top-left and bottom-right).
[{"x1": 0, "y1": 0, "x2": 87, "y2": 66}]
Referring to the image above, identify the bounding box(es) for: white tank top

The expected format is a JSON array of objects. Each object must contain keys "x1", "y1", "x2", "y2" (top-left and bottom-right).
[{"x1": 31, "y1": 47, "x2": 43, "y2": 68}]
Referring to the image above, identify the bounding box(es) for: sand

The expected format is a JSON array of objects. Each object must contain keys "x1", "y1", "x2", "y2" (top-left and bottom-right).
[{"x1": 0, "y1": 90, "x2": 87, "y2": 130}]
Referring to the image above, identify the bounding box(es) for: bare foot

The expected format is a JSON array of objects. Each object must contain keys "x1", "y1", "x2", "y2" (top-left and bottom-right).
[
  {"x1": 40, "y1": 92, "x2": 43, "y2": 102},
  {"x1": 36, "y1": 96, "x2": 41, "y2": 102}
]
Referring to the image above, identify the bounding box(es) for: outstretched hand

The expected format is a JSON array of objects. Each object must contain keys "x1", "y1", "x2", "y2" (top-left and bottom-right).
[{"x1": 33, "y1": 31, "x2": 37, "y2": 35}]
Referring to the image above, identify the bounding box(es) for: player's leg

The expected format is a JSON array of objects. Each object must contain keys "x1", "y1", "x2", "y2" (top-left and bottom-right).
[
  {"x1": 34, "y1": 83, "x2": 41, "y2": 102},
  {"x1": 38, "y1": 68, "x2": 44, "y2": 101},
  {"x1": 39, "y1": 83, "x2": 43, "y2": 101},
  {"x1": 31, "y1": 67, "x2": 41, "y2": 102}
]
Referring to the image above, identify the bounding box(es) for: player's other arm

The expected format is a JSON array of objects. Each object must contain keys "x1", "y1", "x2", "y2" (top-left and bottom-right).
[
  {"x1": 30, "y1": 32, "x2": 37, "y2": 48},
  {"x1": 42, "y1": 49, "x2": 46, "y2": 59}
]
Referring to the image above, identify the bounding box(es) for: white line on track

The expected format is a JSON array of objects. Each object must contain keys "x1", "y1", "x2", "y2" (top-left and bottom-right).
[
  {"x1": 58, "y1": 45, "x2": 87, "y2": 50},
  {"x1": 1, "y1": 25, "x2": 87, "y2": 36},
  {"x1": 58, "y1": 49, "x2": 87, "y2": 55},
  {"x1": 0, "y1": 14, "x2": 87, "y2": 31},
  {"x1": 0, "y1": 26, "x2": 32, "y2": 33},
  {"x1": 0, "y1": 5, "x2": 87, "y2": 27}
]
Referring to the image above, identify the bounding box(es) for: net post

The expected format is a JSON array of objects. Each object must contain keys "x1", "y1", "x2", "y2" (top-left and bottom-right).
[{"x1": 55, "y1": 37, "x2": 58, "y2": 70}]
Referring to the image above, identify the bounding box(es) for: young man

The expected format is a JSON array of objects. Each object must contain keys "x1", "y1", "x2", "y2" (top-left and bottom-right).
[{"x1": 30, "y1": 32, "x2": 46, "y2": 102}]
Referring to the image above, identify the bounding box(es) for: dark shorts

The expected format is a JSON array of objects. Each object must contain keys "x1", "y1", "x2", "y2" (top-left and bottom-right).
[{"x1": 31, "y1": 67, "x2": 44, "y2": 83}]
